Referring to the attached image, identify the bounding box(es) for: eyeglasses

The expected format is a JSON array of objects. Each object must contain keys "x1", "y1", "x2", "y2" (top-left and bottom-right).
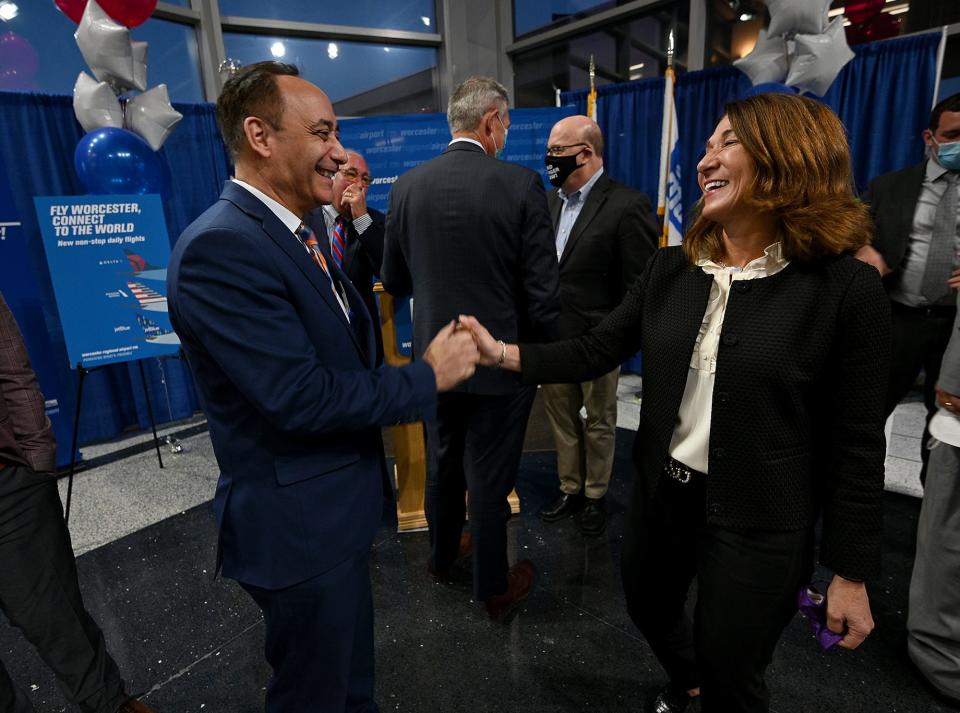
[
  {"x1": 339, "y1": 167, "x2": 373, "y2": 186},
  {"x1": 545, "y1": 143, "x2": 588, "y2": 157}
]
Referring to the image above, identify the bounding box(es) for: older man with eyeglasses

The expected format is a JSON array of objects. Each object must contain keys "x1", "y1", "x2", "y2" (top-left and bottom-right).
[{"x1": 306, "y1": 150, "x2": 387, "y2": 363}]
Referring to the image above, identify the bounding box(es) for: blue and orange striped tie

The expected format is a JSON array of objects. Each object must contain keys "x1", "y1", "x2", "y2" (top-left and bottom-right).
[{"x1": 331, "y1": 215, "x2": 347, "y2": 269}]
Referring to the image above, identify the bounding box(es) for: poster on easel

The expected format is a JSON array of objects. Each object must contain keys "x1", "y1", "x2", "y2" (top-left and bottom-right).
[{"x1": 33, "y1": 194, "x2": 180, "y2": 369}]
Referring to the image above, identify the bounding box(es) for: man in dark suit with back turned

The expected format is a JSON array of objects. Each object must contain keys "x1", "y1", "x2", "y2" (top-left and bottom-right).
[
  {"x1": 857, "y1": 93, "x2": 960, "y2": 482},
  {"x1": 538, "y1": 115, "x2": 659, "y2": 536},
  {"x1": 0, "y1": 292, "x2": 153, "y2": 713},
  {"x1": 167, "y1": 62, "x2": 479, "y2": 713},
  {"x1": 306, "y1": 150, "x2": 386, "y2": 364},
  {"x1": 382, "y1": 76, "x2": 560, "y2": 619}
]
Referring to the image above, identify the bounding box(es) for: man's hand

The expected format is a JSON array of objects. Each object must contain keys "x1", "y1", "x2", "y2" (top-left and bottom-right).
[
  {"x1": 456, "y1": 315, "x2": 501, "y2": 367},
  {"x1": 826, "y1": 575, "x2": 874, "y2": 649},
  {"x1": 340, "y1": 184, "x2": 368, "y2": 220},
  {"x1": 422, "y1": 321, "x2": 479, "y2": 392},
  {"x1": 948, "y1": 267, "x2": 960, "y2": 291},
  {"x1": 854, "y1": 245, "x2": 891, "y2": 277}
]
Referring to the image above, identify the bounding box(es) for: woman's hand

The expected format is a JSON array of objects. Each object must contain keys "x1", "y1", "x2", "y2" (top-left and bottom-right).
[
  {"x1": 456, "y1": 315, "x2": 501, "y2": 367},
  {"x1": 826, "y1": 575, "x2": 874, "y2": 649}
]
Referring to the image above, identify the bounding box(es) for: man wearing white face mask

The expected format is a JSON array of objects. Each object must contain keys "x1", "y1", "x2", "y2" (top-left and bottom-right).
[
  {"x1": 858, "y1": 93, "x2": 960, "y2": 485},
  {"x1": 382, "y1": 76, "x2": 560, "y2": 620}
]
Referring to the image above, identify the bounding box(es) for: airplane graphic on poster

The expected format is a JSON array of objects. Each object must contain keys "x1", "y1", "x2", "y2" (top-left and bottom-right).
[
  {"x1": 127, "y1": 280, "x2": 169, "y2": 313},
  {"x1": 125, "y1": 249, "x2": 167, "y2": 282},
  {"x1": 136, "y1": 314, "x2": 180, "y2": 346}
]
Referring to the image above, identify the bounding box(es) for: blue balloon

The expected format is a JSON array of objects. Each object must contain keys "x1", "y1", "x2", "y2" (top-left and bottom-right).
[
  {"x1": 74, "y1": 127, "x2": 164, "y2": 195},
  {"x1": 745, "y1": 82, "x2": 799, "y2": 97}
]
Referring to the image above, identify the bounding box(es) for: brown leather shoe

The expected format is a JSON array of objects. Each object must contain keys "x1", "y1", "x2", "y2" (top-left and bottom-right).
[
  {"x1": 428, "y1": 531, "x2": 473, "y2": 581},
  {"x1": 117, "y1": 698, "x2": 155, "y2": 713},
  {"x1": 484, "y1": 559, "x2": 536, "y2": 621}
]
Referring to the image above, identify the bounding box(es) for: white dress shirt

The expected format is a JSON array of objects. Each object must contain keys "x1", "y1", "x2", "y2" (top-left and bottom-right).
[
  {"x1": 669, "y1": 242, "x2": 789, "y2": 473},
  {"x1": 231, "y1": 179, "x2": 350, "y2": 320}
]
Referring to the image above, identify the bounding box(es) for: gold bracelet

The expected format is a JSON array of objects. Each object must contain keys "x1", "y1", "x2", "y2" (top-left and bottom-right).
[{"x1": 497, "y1": 339, "x2": 506, "y2": 368}]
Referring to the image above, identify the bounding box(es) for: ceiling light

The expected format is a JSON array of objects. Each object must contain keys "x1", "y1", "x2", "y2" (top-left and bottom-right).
[
  {"x1": 383, "y1": 47, "x2": 391, "y2": 52},
  {"x1": 0, "y1": 2, "x2": 19, "y2": 21},
  {"x1": 327, "y1": 42, "x2": 338, "y2": 60},
  {"x1": 421, "y1": 16, "x2": 431, "y2": 26},
  {"x1": 270, "y1": 41, "x2": 285, "y2": 58},
  {"x1": 739, "y1": 12, "x2": 753, "y2": 21},
  {"x1": 629, "y1": 62, "x2": 645, "y2": 71}
]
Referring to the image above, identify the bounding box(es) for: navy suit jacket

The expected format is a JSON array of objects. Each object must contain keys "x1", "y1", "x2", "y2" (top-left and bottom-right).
[{"x1": 167, "y1": 181, "x2": 437, "y2": 589}]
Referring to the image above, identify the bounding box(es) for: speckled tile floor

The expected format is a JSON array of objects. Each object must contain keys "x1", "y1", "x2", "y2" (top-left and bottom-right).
[{"x1": 0, "y1": 384, "x2": 952, "y2": 713}]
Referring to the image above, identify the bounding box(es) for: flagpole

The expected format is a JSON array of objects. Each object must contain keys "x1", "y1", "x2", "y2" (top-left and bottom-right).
[
  {"x1": 659, "y1": 30, "x2": 676, "y2": 248},
  {"x1": 587, "y1": 54, "x2": 597, "y2": 121}
]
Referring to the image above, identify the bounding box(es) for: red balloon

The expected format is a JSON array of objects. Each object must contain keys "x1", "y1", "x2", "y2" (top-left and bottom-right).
[
  {"x1": 53, "y1": 0, "x2": 86, "y2": 24},
  {"x1": 844, "y1": 0, "x2": 884, "y2": 25},
  {"x1": 99, "y1": 0, "x2": 157, "y2": 28}
]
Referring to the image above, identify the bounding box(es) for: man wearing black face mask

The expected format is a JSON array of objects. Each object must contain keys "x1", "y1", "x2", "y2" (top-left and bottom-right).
[{"x1": 539, "y1": 115, "x2": 659, "y2": 536}]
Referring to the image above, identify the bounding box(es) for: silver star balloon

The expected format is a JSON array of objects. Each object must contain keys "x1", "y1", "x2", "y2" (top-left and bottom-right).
[
  {"x1": 124, "y1": 83, "x2": 183, "y2": 150},
  {"x1": 786, "y1": 17, "x2": 855, "y2": 97},
  {"x1": 734, "y1": 30, "x2": 790, "y2": 86},
  {"x1": 767, "y1": 0, "x2": 830, "y2": 38},
  {"x1": 73, "y1": 71, "x2": 123, "y2": 132},
  {"x1": 74, "y1": 0, "x2": 146, "y2": 93}
]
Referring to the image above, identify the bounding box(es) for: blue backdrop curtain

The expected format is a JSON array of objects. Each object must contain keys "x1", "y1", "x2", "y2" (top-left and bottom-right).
[
  {"x1": 562, "y1": 32, "x2": 943, "y2": 225},
  {"x1": 0, "y1": 92, "x2": 231, "y2": 457}
]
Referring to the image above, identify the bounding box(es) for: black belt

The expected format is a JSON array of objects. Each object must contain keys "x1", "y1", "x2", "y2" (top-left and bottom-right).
[
  {"x1": 890, "y1": 300, "x2": 957, "y2": 318},
  {"x1": 663, "y1": 457, "x2": 706, "y2": 484}
]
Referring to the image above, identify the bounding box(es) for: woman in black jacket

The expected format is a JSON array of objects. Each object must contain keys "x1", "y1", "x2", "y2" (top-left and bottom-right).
[{"x1": 460, "y1": 93, "x2": 890, "y2": 713}]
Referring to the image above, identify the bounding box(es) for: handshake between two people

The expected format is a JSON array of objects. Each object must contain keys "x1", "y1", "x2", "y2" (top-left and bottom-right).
[{"x1": 419, "y1": 315, "x2": 518, "y2": 392}]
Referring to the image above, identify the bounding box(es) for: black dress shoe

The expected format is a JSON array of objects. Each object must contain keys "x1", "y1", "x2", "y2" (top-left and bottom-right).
[
  {"x1": 578, "y1": 496, "x2": 606, "y2": 536},
  {"x1": 539, "y1": 492, "x2": 584, "y2": 522}
]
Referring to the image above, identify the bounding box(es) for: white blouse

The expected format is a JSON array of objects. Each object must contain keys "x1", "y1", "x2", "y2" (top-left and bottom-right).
[{"x1": 667, "y1": 242, "x2": 789, "y2": 473}]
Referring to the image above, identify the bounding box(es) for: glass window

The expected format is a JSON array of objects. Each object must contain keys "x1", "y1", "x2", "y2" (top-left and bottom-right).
[
  {"x1": 515, "y1": 0, "x2": 616, "y2": 38},
  {"x1": 223, "y1": 34, "x2": 439, "y2": 115},
  {"x1": 514, "y1": 4, "x2": 688, "y2": 107},
  {"x1": 0, "y1": 1, "x2": 202, "y2": 101},
  {"x1": 218, "y1": 0, "x2": 436, "y2": 33},
  {"x1": 130, "y1": 20, "x2": 204, "y2": 102}
]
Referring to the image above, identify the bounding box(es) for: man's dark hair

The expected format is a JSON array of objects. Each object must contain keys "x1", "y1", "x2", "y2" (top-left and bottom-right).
[
  {"x1": 930, "y1": 93, "x2": 960, "y2": 133},
  {"x1": 217, "y1": 61, "x2": 300, "y2": 159}
]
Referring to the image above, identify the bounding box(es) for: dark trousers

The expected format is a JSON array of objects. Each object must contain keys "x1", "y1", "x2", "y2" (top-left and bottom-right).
[
  {"x1": 0, "y1": 465, "x2": 126, "y2": 713},
  {"x1": 621, "y1": 470, "x2": 813, "y2": 713},
  {"x1": 241, "y1": 549, "x2": 378, "y2": 713},
  {"x1": 886, "y1": 301, "x2": 957, "y2": 483},
  {"x1": 425, "y1": 387, "x2": 536, "y2": 601}
]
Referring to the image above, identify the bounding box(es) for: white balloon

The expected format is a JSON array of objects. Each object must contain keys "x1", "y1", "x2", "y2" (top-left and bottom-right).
[
  {"x1": 130, "y1": 41, "x2": 148, "y2": 94},
  {"x1": 786, "y1": 17, "x2": 855, "y2": 97},
  {"x1": 73, "y1": 71, "x2": 123, "y2": 133},
  {"x1": 74, "y1": 0, "x2": 146, "y2": 93},
  {"x1": 734, "y1": 30, "x2": 790, "y2": 85},
  {"x1": 124, "y1": 84, "x2": 183, "y2": 151},
  {"x1": 767, "y1": 0, "x2": 831, "y2": 37}
]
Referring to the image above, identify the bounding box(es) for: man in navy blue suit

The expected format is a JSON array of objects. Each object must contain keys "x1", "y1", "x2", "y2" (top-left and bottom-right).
[{"x1": 166, "y1": 62, "x2": 479, "y2": 713}]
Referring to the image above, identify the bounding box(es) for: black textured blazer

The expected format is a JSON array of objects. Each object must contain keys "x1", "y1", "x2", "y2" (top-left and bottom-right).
[
  {"x1": 547, "y1": 173, "x2": 659, "y2": 339},
  {"x1": 522, "y1": 246, "x2": 891, "y2": 580}
]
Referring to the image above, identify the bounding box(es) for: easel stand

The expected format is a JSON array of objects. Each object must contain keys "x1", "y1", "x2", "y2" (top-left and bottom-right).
[{"x1": 64, "y1": 359, "x2": 164, "y2": 524}]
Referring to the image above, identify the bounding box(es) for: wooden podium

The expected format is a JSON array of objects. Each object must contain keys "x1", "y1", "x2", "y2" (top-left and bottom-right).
[{"x1": 375, "y1": 285, "x2": 520, "y2": 532}]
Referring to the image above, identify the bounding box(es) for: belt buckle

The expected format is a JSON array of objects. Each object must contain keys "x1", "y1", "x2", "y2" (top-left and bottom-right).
[{"x1": 666, "y1": 459, "x2": 692, "y2": 484}]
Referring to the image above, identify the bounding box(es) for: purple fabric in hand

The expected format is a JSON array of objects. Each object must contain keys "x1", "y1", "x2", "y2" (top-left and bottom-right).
[{"x1": 797, "y1": 586, "x2": 845, "y2": 650}]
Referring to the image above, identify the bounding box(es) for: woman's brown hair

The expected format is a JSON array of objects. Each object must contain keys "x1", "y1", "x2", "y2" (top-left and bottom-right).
[{"x1": 682, "y1": 92, "x2": 872, "y2": 264}]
